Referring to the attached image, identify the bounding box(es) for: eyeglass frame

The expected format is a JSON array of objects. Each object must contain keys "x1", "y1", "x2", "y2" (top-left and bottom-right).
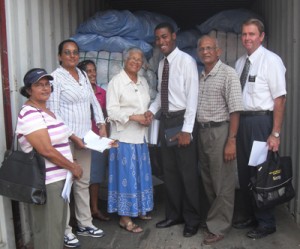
[{"x1": 198, "y1": 46, "x2": 218, "y2": 53}]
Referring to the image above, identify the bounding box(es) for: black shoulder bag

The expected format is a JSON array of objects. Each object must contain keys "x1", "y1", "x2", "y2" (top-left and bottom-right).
[
  {"x1": 250, "y1": 151, "x2": 295, "y2": 210},
  {"x1": 0, "y1": 108, "x2": 46, "y2": 205}
]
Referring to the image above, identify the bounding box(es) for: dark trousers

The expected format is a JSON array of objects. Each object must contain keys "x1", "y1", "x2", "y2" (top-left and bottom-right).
[
  {"x1": 236, "y1": 114, "x2": 276, "y2": 228},
  {"x1": 159, "y1": 114, "x2": 201, "y2": 227}
]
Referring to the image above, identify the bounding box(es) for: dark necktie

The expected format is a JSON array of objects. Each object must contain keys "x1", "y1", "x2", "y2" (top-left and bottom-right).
[
  {"x1": 240, "y1": 57, "x2": 250, "y2": 90},
  {"x1": 161, "y1": 58, "x2": 169, "y2": 114}
]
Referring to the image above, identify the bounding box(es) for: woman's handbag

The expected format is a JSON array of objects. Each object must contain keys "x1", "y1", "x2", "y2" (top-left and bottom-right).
[
  {"x1": 0, "y1": 115, "x2": 47, "y2": 205},
  {"x1": 250, "y1": 151, "x2": 295, "y2": 210}
]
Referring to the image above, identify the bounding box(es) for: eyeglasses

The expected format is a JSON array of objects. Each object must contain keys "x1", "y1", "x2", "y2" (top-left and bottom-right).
[
  {"x1": 32, "y1": 82, "x2": 52, "y2": 89},
  {"x1": 128, "y1": 57, "x2": 143, "y2": 64},
  {"x1": 198, "y1": 46, "x2": 217, "y2": 53},
  {"x1": 63, "y1": 50, "x2": 79, "y2": 56}
]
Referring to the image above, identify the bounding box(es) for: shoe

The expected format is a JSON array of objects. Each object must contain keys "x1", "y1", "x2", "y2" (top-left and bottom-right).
[
  {"x1": 203, "y1": 232, "x2": 224, "y2": 245},
  {"x1": 183, "y1": 225, "x2": 198, "y2": 237},
  {"x1": 247, "y1": 226, "x2": 276, "y2": 239},
  {"x1": 233, "y1": 218, "x2": 257, "y2": 229},
  {"x1": 156, "y1": 219, "x2": 183, "y2": 228},
  {"x1": 64, "y1": 233, "x2": 80, "y2": 248},
  {"x1": 77, "y1": 225, "x2": 105, "y2": 238}
]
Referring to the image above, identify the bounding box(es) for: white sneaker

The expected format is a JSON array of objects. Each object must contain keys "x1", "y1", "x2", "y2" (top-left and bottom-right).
[
  {"x1": 77, "y1": 225, "x2": 105, "y2": 238},
  {"x1": 64, "y1": 233, "x2": 80, "y2": 248}
]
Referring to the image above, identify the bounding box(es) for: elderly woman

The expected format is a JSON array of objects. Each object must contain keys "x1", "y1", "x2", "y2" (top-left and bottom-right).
[
  {"x1": 107, "y1": 47, "x2": 153, "y2": 233},
  {"x1": 16, "y1": 68, "x2": 83, "y2": 249},
  {"x1": 47, "y1": 39, "x2": 107, "y2": 248},
  {"x1": 77, "y1": 60, "x2": 110, "y2": 221}
]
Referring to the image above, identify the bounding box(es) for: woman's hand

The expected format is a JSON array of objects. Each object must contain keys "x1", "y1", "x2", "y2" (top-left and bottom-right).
[
  {"x1": 98, "y1": 124, "x2": 107, "y2": 137},
  {"x1": 71, "y1": 161, "x2": 83, "y2": 180},
  {"x1": 130, "y1": 114, "x2": 151, "y2": 126},
  {"x1": 69, "y1": 134, "x2": 86, "y2": 149}
]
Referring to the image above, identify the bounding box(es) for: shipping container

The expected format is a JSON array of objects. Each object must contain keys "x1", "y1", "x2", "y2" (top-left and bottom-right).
[{"x1": 1, "y1": 0, "x2": 300, "y2": 248}]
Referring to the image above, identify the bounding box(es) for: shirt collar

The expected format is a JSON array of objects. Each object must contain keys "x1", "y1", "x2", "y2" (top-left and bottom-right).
[
  {"x1": 201, "y1": 59, "x2": 222, "y2": 77},
  {"x1": 248, "y1": 45, "x2": 264, "y2": 64},
  {"x1": 121, "y1": 69, "x2": 143, "y2": 86},
  {"x1": 165, "y1": 47, "x2": 179, "y2": 64}
]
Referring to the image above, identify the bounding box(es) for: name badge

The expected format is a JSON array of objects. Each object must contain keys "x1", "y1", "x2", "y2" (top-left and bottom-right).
[{"x1": 248, "y1": 75, "x2": 256, "y2": 82}]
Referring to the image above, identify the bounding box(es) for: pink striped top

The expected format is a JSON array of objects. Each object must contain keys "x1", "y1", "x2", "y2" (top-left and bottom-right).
[{"x1": 16, "y1": 105, "x2": 73, "y2": 185}]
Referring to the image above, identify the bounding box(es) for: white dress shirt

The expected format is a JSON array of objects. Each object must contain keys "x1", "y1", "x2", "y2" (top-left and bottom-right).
[
  {"x1": 149, "y1": 47, "x2": 199, "y2": 133},
  {"x1": 47, "y1": 66, "x2": 105, "y2": 138},
  {"x1": 107, "y1": 69, "x2": 150, "y2": 144},
  {"x1": 235, "y1": 46, "x2": 286, "y2": 111}
]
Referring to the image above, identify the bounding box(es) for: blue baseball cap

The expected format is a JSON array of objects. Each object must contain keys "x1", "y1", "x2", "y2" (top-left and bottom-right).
[{"x1": 23, "y1": 68, "x2": 53, "y2": 86}]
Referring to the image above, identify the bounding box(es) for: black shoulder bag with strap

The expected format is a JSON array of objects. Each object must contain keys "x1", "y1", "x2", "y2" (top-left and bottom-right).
[{"x1": 0, "y1": 107, "x2": 47, "y2": 205}]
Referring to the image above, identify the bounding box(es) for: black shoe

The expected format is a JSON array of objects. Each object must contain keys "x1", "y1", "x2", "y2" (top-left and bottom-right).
[
  {"x1": 183, "y1": 225, "x2": 198, "y2": 237},
  {"x1": 156, "y1": 219, "x2": 183, "y2": 228},
  {"x1": 233, "y1": 218, "x2": 257, "y2": 229},
  {"x1": 247, "y1": 226, "x2": 276, "y2": 239}
]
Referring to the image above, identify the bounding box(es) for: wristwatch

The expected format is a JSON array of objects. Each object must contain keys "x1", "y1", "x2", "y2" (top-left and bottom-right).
[{"x1": 272, "y1": 131, "x2": 280, "y2": 138}]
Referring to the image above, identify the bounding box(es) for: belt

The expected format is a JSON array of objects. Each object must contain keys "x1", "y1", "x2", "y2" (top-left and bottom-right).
[
  {"x1": 161, "y1": 110, "x2": 185, "y2": 119},
  {"x1": 240, "y1": 111, "x2": 273, "y2": 116},
  {"x1": 198, "y1": 121, "x2": 227, "y2": 129}
]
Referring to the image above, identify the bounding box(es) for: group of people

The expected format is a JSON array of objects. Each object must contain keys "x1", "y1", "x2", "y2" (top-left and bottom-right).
[{"x1": 15, "y1": 17, "x2": 286, "y2": 249}]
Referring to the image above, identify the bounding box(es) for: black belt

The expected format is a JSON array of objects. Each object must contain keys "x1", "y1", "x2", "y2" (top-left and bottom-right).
[
  {"x1": 240, "y1": 111, "x2": 273, "y2": 116},
  {"x1": 198, "y1": 121, "x2": 227, "y2": 129},
  {"x1": 161, "y1": 110, "x2": 185, "y2": 119}
]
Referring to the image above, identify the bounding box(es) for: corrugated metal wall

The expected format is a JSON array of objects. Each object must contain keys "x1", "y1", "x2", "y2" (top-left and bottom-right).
[
  {"x1": 5, "y1": 0, "x2": 105, "y2": 116},
  {"x1": 255, "y1": 0, "x2": 300, "y2": 222}
]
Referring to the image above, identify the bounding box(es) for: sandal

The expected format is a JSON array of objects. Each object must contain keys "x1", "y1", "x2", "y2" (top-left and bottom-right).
[
  {"x1": 138, "y1": 215, "x2": 152, "y2": 220},
  {"x1": 119, "y1": 221, "x2": 143, "y2": 233}
]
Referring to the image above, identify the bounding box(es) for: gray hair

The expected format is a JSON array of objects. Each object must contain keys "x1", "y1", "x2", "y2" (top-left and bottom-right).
[
  {"x1": 123, "y1": 47, "x2": 145, "y2": 63},
  {"x1": 197, "y1": 35, "x2": 219, "y2": 49}
]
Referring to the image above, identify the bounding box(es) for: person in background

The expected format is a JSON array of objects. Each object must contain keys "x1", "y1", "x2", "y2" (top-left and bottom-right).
[
  {"x1": 47, "y1": 39, "x2": 107, "y2": 248},
  {"x1": 145, "y1": 22, "x2": 202, "y2": 237},
  {"x1": 196, "y1": 36, "x2": 243, "y2": 244},
  {"x1": 16, "y1": 68, "x2": 83, "y2": 249},
  {"x1": 77, "y1": 60, "x2": 110, "y2": 222},
  {"x1": 233, "y1": 18, "x2": 286, "y2": 239},
  {"x1": 106, "y1": 47, "x2": 153, "y2": 233}
]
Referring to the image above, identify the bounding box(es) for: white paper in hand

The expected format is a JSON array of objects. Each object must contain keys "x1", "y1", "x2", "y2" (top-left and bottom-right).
[
  {"x1": 83, "y1": 130, "x2": 113, "y2": 153},
  {"x1": 248, "y1": 141, "x2": 268, "y2": 166}
]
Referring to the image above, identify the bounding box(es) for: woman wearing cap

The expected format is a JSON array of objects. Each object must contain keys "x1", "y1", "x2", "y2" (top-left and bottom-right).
[
  {"x1": 77, "y1": 60, "x2": 110, "y2": 222},
  {"x1": 16, "y1": 68, "x2": 83, "y2": 249},
  {"x1": 47, "y1": 39, "x2": 107, "y2": 248},
  {"x1": 106, "y1": 47, "x2": 153, "y2": 233}
]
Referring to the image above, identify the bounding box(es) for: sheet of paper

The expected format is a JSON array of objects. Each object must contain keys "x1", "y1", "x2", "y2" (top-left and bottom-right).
[
  {"x1": 148, "y1": 119, "x2": 160, "y2": 145},
  {"x1": 61, "y1": 171, "x2": 73, "y2": 202},
  {"x1": 83, "y1": 130, "x2": 114, "y2": 153},
  {"x1": 248, "y1": 141, "x2": 268, "y2": 166}
]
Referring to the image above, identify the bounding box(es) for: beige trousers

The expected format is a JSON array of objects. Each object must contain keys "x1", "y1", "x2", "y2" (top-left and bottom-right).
[{"x1": 65, "y1": 145, "x2": 93, "y2": 235}]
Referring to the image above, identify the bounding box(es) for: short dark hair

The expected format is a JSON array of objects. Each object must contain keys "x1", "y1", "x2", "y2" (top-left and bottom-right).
[
  {"x1": 77, "y1": 60, "x2": 96, "y2": 72},
  {"x1": 154, "y1": 22, "x2": 175, "y2": 34},
  {"x1": 242, "y1": 18, "x2": 265, "y2": 34}
]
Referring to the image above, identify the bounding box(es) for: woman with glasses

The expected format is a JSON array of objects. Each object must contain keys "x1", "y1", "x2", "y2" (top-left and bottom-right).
[
  {"x1": 47, "y1": 39, "x2": 107, "y2": 248},
  {"x1": 17, "y1": 68, "x2": 83, "y2": 249},
  {"x1": 77, "y1": 60, "x2": 111, "y2": 222},
  {"x1": 106, "y1": 47, "x2": 153, "y2": 233}
]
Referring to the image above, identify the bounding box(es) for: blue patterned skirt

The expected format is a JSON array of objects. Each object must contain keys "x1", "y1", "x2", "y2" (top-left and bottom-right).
[{"x1": 107, "y1": 142, "x2": 153, "y2": 217}]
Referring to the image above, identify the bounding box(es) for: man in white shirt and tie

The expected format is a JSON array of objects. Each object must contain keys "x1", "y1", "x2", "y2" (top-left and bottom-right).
[
  {"x1": 233, "y1": 18, "x2": 286, "y2": 239},
  {"x1": 145, "y1": 22, "x2": 202, "y2": 237}
]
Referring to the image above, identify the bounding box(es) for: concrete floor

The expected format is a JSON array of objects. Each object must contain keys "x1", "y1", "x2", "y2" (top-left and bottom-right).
[{"x1": 66, "y1": 184, "x2": 300, "y2": 249}]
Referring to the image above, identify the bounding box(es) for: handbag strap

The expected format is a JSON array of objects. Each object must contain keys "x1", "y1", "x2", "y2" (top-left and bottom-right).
[{"x1": 12, "y1": 105, "x2": 46, "y2": 152}]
